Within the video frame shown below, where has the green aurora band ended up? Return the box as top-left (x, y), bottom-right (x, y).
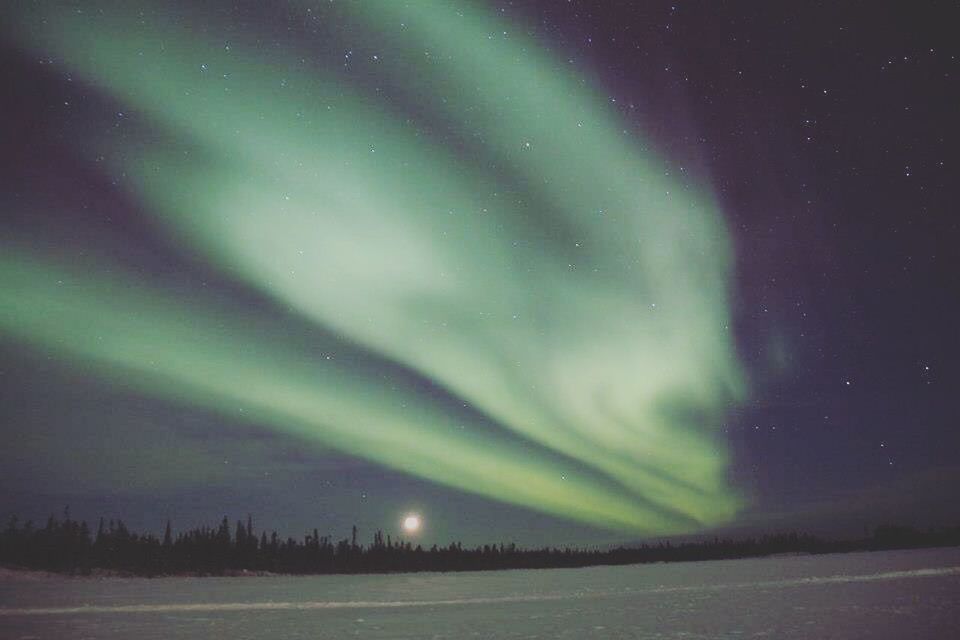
top-left (2, 1), bottom-right (745, 533)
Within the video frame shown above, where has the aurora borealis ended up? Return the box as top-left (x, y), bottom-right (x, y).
top-left (2, 1), bottom-right (957, 544)
top-left (1, 0), bottom-right (741, 534)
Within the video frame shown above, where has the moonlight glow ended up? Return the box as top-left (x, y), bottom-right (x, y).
top-left (403, 515), bottom-right (422, 534)
top-left (0, 1), bottom-right (745, 534)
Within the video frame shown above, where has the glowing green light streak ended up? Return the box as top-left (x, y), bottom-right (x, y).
top-left (0, 249), bottom-right (683, 532)
top-left (3, 0), bottom-right (746, 531)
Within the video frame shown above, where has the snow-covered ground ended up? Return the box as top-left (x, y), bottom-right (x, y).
top-left (1, 547), bottom-right (958, 639)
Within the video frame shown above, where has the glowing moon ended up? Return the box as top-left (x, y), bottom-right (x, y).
top-left (402, 514), bottom-right (422, 533)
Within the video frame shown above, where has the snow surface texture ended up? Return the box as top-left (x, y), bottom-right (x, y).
top-left (1, 548), bottom-right (958, 639)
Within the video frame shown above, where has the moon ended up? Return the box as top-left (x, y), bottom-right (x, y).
top-left (402, 514), bottom-right (422, 533)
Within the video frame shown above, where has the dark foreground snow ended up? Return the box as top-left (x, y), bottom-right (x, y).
top-left (1, 547), bottom-right (958, 639)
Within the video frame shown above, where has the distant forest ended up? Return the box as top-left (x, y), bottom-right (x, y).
top-left (2, 510), bottom-right (959, 577)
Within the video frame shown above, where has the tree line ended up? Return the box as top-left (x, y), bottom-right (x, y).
top-left (1, 509), bottom-right (958, 577)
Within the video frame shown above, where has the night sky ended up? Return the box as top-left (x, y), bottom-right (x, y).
top-left (1, 1), bottom-right (957, 548)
